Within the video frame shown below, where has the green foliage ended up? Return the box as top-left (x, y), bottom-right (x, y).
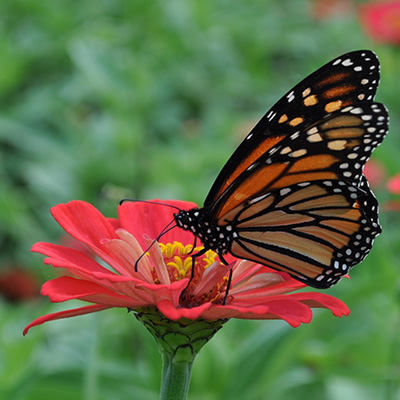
top-left (1, 0), bottom-right (399, 399)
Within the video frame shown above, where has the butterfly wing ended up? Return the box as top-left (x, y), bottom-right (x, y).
top-left (222, 176), bottom-right (380, 288)
top-left (211, 102), bottom-right (388, 219)
top-left (204, 50), bottom-right (384, 218)
top-left (174, 50), bottom-right (388, 288)
top-left (193, 50), bottom-right (388, 287)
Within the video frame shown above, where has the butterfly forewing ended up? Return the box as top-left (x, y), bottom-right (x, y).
top-left (205, 50), bottom-right (382, 215)
top-left (211, 102), bottom-right (388, 218)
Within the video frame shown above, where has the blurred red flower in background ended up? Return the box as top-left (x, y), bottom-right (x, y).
top-left (359, 1), bottom-right (400, 44)
top-left (386, 174), bottom-right (400, 211)
top-left (0, 268), bottom-right (40, 302)
top-left (311, 0), bottom-right (354, 20)
top-left (363, 159), bottom-right (386, 189)
top-left (363, 160), bottom-right (400, 212)
top-left (387, 174), bottom-right (400, 194)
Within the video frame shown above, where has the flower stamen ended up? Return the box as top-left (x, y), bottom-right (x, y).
top-left (157, 241), bottom-right (228, 305)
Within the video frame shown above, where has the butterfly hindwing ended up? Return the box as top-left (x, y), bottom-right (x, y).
top-left (225, 176), bottom-right (380, 288)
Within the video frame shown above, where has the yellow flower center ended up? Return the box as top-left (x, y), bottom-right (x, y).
top-left (158, 241), bottom-right (217, 278)
top-left (157, 241), bottom-right (227, 306)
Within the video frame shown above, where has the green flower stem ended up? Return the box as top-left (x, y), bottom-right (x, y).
top-left (134, 307), bottom-right (228, 400)
top-left (160, 350), bottom-right (193, 400)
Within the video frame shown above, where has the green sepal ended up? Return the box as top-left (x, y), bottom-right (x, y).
top-left (134, 306), bottom-right (228, 362)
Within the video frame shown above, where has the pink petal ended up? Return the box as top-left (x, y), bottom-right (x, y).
top-left (50, 201), bottom-right (133, 272)
top-left (258, 299), bottom-right (313, 326)
top-left (230, 272), bottom-right (286, 296)
top-left (201, 303), bottom-right (272, 319)
top-left (118, 200), bottom-right (197, 248)
top-left (32, 242), bottom-right (116, 278)
top-left (231, 276), bottom-right (305, 299)
top-left (156, 299), bottom-right (213, 320)
top-left (203, 300), bottom-right (313, 326)
top-left (51, 201), bottom-right (118, 248)
top-left (32, 242), bottom-right (147, 299)
top-left (144, 235), bottom-right (171, 285)
top-left (192, 261), bottom-right (232, 296)
top-left (288, 292), bottom-right (350, 317)
top-left (114, 229), bottom-right (154, 281)
top-left (42, 277), bottom-right (142, 307)
top-left (23, 304), bottom-right (110, 335)
top-left (101, 234), bottom-right (154, 282)
top-left (231, 260), bottom-right (264, 285)
top-left (136, 279), bottom-right (188, 308)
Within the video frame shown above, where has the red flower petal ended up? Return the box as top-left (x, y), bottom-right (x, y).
top-left (136, 279), bottom-right (188, 308)
top-left (23, 304), bottom-right (110, 335)
top-left (201, 303), bottom-right (271, 319)
top-left (118, 200), bottom-right (197, 248)
top-left (290, 292), bottom-right (351, 317)
top-left (202, 300), bottom-right (312, 327)
top-left (42, 276), bottom-right (141, 307)
top-left (199, 291), bottom-right (349, 327)
top-left (156, 299), bottom-right (213, 320)
top-left (32, 242), bottom-right (148, 300)
top-left (51, 201), bottom-right (118, 247)
top-left (32, 242), bottom-right (114, 276)
top-left (51, 201), bottom-right (152, 277)
top-left (256, 299), bottom-right (313, 326)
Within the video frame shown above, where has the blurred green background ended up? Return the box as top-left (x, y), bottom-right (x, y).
top-left (1, 0), bottom-right (399, 399)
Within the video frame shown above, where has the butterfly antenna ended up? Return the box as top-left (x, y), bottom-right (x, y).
top-left (119, 198), bottom-right (182, 212)
top-left (134, 219), bottom-right (178, 271)
top-left (118, 199), bottom-right (183, 271)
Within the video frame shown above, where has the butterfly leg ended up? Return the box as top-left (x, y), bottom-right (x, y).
top-left (179, 247), bottom-right (233, 305)
top-left (179, 248), bottom-right (207, 302)
top-left (216, 252), bottom-right (233, 305)
top-left (187, 235), bottom-right (198, 255)
top-left (222, 267), bottom-right (233, 305)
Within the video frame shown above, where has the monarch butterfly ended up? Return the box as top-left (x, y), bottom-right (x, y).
top-left (173, 50), bottom-right (388, 289)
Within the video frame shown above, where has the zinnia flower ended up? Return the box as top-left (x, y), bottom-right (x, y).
top-left (24, 199), bottom-right (351, 399)
top-left (24, 199), bottom-right (349, 335)
top-left (359, 1), bottom-right (400, 45)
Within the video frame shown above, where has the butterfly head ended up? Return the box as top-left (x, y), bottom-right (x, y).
top-left (174, 208), bottom-right (233, 253)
